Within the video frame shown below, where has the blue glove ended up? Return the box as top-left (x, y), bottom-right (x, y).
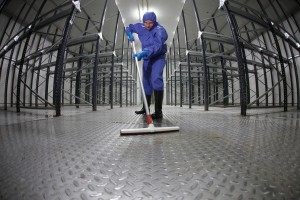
top-left (134, 51), bottom-right (148, 61)
top-left (126, 31), bottom-right (134, 42)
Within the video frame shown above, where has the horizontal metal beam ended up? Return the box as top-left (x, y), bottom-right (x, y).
top-left (16, 34), bottom-right (115, 66)
top-left (67, 33), bottom-right (98, 47)
top-left (172, 69), bottom-right (240, 77)
top-left (32, 51), bottom-right (116, 70)
top-left (187, 32), bottom-right (289, 63)
top-left (179, 60), bottom-right (264, 71)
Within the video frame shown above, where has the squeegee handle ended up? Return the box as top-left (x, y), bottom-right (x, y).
top-left (131, 41), bottom-right (153, 124)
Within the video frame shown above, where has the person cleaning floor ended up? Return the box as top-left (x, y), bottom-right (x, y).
top-left (125, 11), bottom-right (168, 119)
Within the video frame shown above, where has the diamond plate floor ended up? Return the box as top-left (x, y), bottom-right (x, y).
top-left (0, 106), bottom-right (300, 200)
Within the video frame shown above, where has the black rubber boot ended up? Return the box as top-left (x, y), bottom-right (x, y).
top-left (151, 90), bottom-right (163, 119)
top-left (135, 95), bottom-right (151, 114)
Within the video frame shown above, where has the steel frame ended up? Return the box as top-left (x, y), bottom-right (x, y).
top-left (0, 0), bottom-right (137, 116)
top-left (166, 0), bottom-right (300, 115)
top-left (1, 0), bottom-right (299, 116)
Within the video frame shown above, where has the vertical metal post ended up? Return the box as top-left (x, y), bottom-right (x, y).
top-left (35, 35), bottom-right (43, 108)
top-left (253, 64), bottom-right (259, 106)
top-left (197, 72), bottom-right (201, 105)
top-left (268, 0), bottom-right (294, 107)
top-left (212, 17), bottom-right (228, 106)
top-left (243, 23), bottom-right (258, 106)
top-left (53, 1), bottom-right (79, 116)
top-left (102, 41), bottom-right (108, 104)
top-left (261, 55), bottom-right (268, 106)
top-left (29, 61), bottom-right (35, 107)
top-left (195, 41), bottom-right (201, 106)
top-left (93, 0), bottom-right (108, 111)
top-left (46, 28), bottom-right (59, 107)
top-left (170, 76), bottom-right (173, 106)
top-left (187, 52), bottom-right (192, 108)
top-left (246, 12), bottom-right (269, 107)
top-left (275, 59), bottom-right (282, 105)
top-left (110, 11), bottom-right (120, 109)
top-left (25, 2), bottom-right (57, 108)
top-left (75, 17), bottom-right (90, 108)
top-left (4, 49), bottom-right (15, 110)
top-left (11, 47), bottom-right (23, 108)
top-left (194, 39), bottom-right (201, 106)
top-left (229, 61), bottom-right (235, 105)
top-left (261, 33), bottom-right (273, 106)
top-left (120, 27), bottom-right (125, 107)
top-left (86, 44), bottom-right (94, 103)
top-left (240, 43), bottom-right (250, 104)
top-left (17, 0), bottom-right (45, 112)
top-left (93, 38), bottom-right (100, 109)
top-left (62, 49), bottom-right (69, 106)
top-left (70, 61), bottom-right (75, 104)
top-left (181, 10), bottom-right (192, 108)
top-left (222, 1), bottom-right (247, 115)
top-left (257, 0), bottom-right (287, 111)
top-left (171, 38), bottom-right (180, 106)
top-left (282, 44), bottom-right (294, 106)
top-left (264, 0), bottom-right (294, 108)
top-left (202, 38), bottom-right (209, 110)
top-left (290, 47), bottom-right (300, 109)
top-left (126, 39), bottom-right (129, 106)
top-left (166, 53), bottom-right (170, 105)
top-left (179, 64), bottom-right (182, 107)
top-left (130, 43), bottom-right (133, 106)
top-left (172, 38), bottom-right (176, 106)
top-left (176, 27), bottom-right (182, 107)
top-left (275, 0), bottom-right (300, 109)
top-left (270, 65), bottom-right (275, 106)
top-left (220, 45), bottom-right (229, 106)
top-left (193, 0), bottom-right (209, 110)
top-left (23, 60), bottom-right (30, 106)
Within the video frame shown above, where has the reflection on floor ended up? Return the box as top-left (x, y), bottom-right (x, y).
top-left (0, 106), bottom-right (299, 200)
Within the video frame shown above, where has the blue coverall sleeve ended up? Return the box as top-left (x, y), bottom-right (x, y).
top-left (125, 24), bottom-right (139, 34)
top-left (143, 26), bottom-right (168, 58)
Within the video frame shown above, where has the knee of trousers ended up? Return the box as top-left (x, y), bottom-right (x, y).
top-left (143, 83), bottom-right (153, 95)
top-left (152, 76), bottom-right (164, 91)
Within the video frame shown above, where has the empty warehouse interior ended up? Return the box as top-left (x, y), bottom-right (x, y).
top-left (0, 0), bottom-right (300, 199)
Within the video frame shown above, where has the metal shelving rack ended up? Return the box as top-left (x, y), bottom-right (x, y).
top-left (0, 0), bottom-right (299, 116)
top-left (166, 0), bottom-right (300, 115)
top-left (0, 0), bottom-right (137, 116)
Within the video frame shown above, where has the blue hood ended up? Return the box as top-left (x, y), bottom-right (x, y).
top-left (142, 12), bottom-right (157, 23)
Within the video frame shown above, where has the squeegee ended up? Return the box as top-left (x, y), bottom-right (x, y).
top-left (120, 41), bottom-right (180, 136)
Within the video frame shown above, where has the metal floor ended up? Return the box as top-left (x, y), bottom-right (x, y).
top-left (0, 106), bottom-right (299, 200)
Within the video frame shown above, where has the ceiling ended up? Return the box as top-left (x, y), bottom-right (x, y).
top-left (1, 0), bottom-right (300, 56)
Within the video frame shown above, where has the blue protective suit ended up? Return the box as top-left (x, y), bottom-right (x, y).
top-left (126, 12), bottom-right (168, 95)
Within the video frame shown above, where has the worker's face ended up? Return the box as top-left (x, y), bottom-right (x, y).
top-left (144, 20), bottom-right (154, 30)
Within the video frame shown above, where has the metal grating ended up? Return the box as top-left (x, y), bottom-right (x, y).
top-left (0, 106), bottom-right (299, 199)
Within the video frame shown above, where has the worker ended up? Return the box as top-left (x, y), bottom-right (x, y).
top-left (125, 11), bottom-right (168, 119)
